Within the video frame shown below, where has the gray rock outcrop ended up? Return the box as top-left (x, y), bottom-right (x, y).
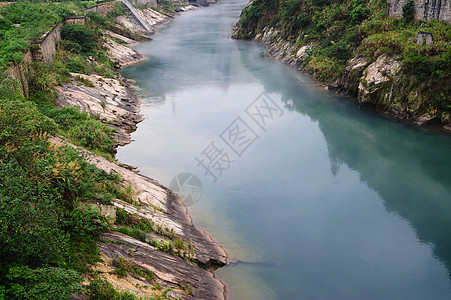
top-left (386, 0), bottom-right (451, 23)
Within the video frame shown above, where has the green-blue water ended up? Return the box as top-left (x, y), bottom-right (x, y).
top-left (118, 1), bottom-right (451, 298)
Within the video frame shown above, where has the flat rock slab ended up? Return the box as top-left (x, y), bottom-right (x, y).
top-left (99, 232), bottom-right (226, 299)
top-left (55, 73), bottom-right (144, 146)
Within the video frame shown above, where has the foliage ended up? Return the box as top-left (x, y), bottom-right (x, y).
top-left (114, 227), bottom-right (147, 242)
top-left (235, 0), bottom-right (276, 39)
top-left (29, 96), bottom-right (116, 158)
top-left (87, 277), bottom-right (141, 300)
top-left (5, 266), bottom-right (82, 300)
top-left (304, 55), bottom-right (344, 82)
top-left (152, 240), bottom-right (172, 253)
top-left (116, 209), bottom-right (154, 232)
top-left (349, 0), bottom-right (369, 24)
top-left (177, 282), bottom-right (193, 296)
top-left (154, 0), bottom-right (187, 14)
top-left (61, 24), bottom-right (97, 54)
top-left (402, 0), bottom-right (415, 22)
top-left (0, 93), bottom-right (132, 298)
top-left (112, 257), bottom-right (133, 279)
top-left (0, 1), bottom-right (88, 68)
top-left (402, 51), bottom-right (451, 80)
top-left (0, 2), bottom-right (163, 299)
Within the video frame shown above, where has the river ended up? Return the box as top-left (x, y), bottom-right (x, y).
top-left (117, 0), bottom-right (451, 299)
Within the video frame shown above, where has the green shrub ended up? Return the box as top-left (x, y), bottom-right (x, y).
top-left (402, 51), bottom-right (451, 80)
top-left (402, 0), bottom-right (415, 22)
top-left (116, 209), bottom-right (154, 232)
top-left (0, 76), bottom-right (25, 103)
top-left (305, 55), bottom-right (343, 82)
top-left (115, 227), bottom-right (147, 242)
top-left (87, 11), bottom-right (110, 29)
top-left (402, 52), bottom-right (431, 76)
top-left (87, 277), bottom-right (141, 300)
top-left (0, 94), bottom-right (132, 297)
top-left (60, 40), bottom-right (82, 54)
top-left (349, 0), bottom-right (369, 24)
top-left (235, 0), bottom-right (276, 38)
top-left (6, 266), bottom-right (82, 300)
top-left (61, 24), bottom-right (97, 54)
top-left (67, 118), bottom-right (116, 155)
top-left (0, 1), bottom-right (89, 67)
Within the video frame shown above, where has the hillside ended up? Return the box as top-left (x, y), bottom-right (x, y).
top-left (232, 0), bottom-right (451, 130)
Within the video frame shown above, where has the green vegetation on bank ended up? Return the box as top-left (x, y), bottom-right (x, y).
top-left (234, 0), bottom-right (450, 119)
top-left (0, 94), bottom-right (120, 298)
top-left (0, 1), bottom-right (97, 70)
top-left (0, 1), bottom-right (167, 299)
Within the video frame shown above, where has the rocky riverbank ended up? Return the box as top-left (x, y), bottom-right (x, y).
top-left (232, 0), bottom-right (451, 132)
top-left (50, 136), bottom-right (227, 299)
top-left (54, 4), bottom-right (228, 299)
top-left (236, 27), bottom-right (451, 132)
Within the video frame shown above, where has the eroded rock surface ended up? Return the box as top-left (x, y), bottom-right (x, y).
top-left (104, 34), bottom-right (145, 67)
top-left (98, 232), bottom-right (226, 299)
top-left (55, 73), bottom-right (144, 146)
top-left (50, 136), bottom-right (228, 298)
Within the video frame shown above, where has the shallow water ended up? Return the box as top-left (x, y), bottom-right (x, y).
top-left (118, 1), bottom-right (451, 299)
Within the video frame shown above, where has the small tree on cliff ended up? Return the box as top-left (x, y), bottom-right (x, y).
top-left (402, 0), bottom-right (415, 22)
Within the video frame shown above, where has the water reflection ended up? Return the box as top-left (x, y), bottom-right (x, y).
top-left (236, 38), bottom-right (451, 278)
top-left (118, 0), bottom-right (451, 298)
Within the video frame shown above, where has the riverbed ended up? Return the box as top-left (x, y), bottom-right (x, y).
top-left (117, 0), bottom-right (451, 298)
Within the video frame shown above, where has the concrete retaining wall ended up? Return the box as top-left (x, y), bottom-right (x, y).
top-left (30, 23), bottom-right (62, 65)
top-left (86, 1), bottom-right (118, 16)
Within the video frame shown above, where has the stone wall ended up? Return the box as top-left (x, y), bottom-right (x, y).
top-left (30, 23), bottom-right (62, 65)
top-left (86, 1), bottom-right (117, 16)
top-left (191, 0), bottom-right (217, 6)
top-left (130, 0), bottom-right (158, 7)
top-left (65, 16), bottom-right (87, 26)
top-left (386, 0), bottom-right (451, 23)
top-left (5, 51), bottom-right (32, 99)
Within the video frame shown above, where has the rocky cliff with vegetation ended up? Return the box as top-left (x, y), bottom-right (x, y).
top-left (232, 0), bottom-right (451, 131)
top-left (0, 1), bottom-right (226, 299)
top-left (386, 0), bottom-right (451, 23)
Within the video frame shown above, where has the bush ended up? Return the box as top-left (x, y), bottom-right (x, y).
top-left (402, 51), bottom-right (451, 80)
top-left (402, 0), bottom-right (415, 22)
top-left (6, 266), bottom-right (82, 300)
top-left (402, 52), bottom-right (431, 76)
top-left (305, 55), bottom-right (343, 82)
top-left (0, 1), bottom-right (89, 67)
top-left (87, 277), bottom-right (140, 300)
top-left (60, 40), bottom-right (82, 54)
top-left (61, 24), bottom-right (97, 54)
top-left (349, 0), bottom-right (369, 24)
top-left (115, 227), bottom-right (147, 242)
top-left (86, 11), bottom-right (110, 29)
top-left (68, 118), bottom-right (116, 155)
top-left (40, 106), bottom-right (116, 157)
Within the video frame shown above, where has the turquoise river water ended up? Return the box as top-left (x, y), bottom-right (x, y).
top-left (118, 1), bottom-right (451, 299)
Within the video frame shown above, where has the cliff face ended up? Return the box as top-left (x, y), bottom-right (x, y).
top-left (386, 0), bottom-right (451, 23)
